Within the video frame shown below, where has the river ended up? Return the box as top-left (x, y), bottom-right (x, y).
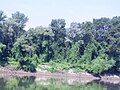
top-left (0, 76), bottom-right (119, 90)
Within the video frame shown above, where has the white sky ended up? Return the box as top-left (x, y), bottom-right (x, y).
top-left (1, 0), bottom-right (120, 30)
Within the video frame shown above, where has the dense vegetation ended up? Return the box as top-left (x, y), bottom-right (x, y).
top-left (0, 10), bottom-right (120, 74)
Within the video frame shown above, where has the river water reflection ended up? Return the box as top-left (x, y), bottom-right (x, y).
top-left (0, 76), bottom-right (119, 90)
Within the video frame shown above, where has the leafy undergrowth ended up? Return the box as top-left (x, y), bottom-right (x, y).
top-left (37, 61), bottom-right (86, 74)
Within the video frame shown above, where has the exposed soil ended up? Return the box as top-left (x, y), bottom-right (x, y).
top-left (0, 66), bottom-right (120, 84)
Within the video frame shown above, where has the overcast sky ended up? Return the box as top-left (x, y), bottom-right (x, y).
top-left (1, 0), bottom-right (120, 30)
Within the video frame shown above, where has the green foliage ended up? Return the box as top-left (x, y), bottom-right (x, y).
top-left (91, 57), bottom-right (115, 74)
top-left (49, 61), bottom-right (70, 70)
top-left (0, 43), bottom-right (7, 65)
top-left (0, 10), bottom-right (119, 74)
top-left (0, 43), bottom-right (6, 53)
top-left (66, 42), bottom-right (80, 64)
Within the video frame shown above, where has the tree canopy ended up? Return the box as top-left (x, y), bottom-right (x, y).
top-left (0, 10), bottom-right (119, 74)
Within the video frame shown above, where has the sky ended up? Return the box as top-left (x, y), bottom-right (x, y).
top-left (1, 0), bottom-right (120, 30)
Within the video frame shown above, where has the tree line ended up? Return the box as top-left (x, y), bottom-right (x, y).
top-left (0, 10), bottom-right (120, 74)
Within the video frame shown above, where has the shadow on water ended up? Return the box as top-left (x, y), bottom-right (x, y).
top-left (0, 76), bottom-right (119, 90)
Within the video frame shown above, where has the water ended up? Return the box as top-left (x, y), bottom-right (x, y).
top-left (0, 76), bottom-right (119, 90)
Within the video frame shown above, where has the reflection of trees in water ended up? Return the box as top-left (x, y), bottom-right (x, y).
top-left (99, 81), bottom-right (120, 90)
top-left (5, 76), bottom-right (36, 90)
top-left (0, 77), bottom-right (119, 90)
top-left (18, 76), bottom-right (36, 86)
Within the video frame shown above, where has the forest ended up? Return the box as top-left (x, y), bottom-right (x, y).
top-left (0, 10), bottom-right (120, 74)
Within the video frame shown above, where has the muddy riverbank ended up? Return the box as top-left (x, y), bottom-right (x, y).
top-left (0, 66), bottom-right (119, 84)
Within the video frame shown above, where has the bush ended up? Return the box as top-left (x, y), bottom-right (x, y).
top-left (90, 57), bottom-right (115, 74)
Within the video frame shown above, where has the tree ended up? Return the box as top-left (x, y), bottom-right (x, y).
top-left (50, 19), bottom-right (67, 62)
top-left (0, 10), bottom-right (120, 73)
top-left (0, 43), bottom-right (6, 65)
top-left (0, 10), bottom-right (6, 21)
top-left (67, 22), bottom-right (82, 42)
top-left (50, 19), bottom-right (66, 42)
top-left (11, 11), bottom-right (28, 29)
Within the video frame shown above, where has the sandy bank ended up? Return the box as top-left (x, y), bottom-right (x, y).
top-left (0, 67), bottom-right (119, 84)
